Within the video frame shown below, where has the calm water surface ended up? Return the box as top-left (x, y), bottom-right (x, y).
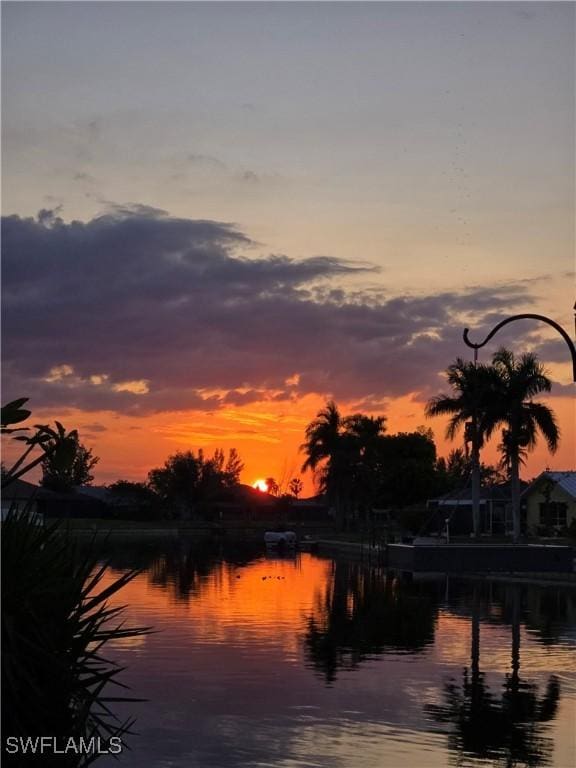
top-left (96, 540), bottom-right (576, 768)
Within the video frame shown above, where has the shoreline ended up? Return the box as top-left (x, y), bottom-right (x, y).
top-left (42, 522), bottom-right (576, 585)
top-left (315, 539), bottom-right (576, 587)
top-left (63, 524), bottom-right (576, 588)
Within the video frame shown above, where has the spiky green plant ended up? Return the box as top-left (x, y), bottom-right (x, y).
top-left (2, 509), bottom-right (150, 766)
top-left (1, 398), bottom-right (84, 490)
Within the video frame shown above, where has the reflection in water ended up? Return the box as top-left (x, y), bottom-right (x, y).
top-left (85, 536), bottom-right (263, 601)
top-left (304, 562), bottom-right (440, 683)
top-left (147, 540), bottom-right (262, 602)
top-left (94, 539), bottom-right (575, 768)
top-left (428, 584), bottom-right (561, 767)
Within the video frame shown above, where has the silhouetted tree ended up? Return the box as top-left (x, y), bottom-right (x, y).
top-left (212, 447), bottom-right (244, 488)
top-left (489, 348), bottom-right (559, 542)
top-left (302, 403), bottom-right (447, 527)
top-left (426, 359), bottom-right (501, 537)
top-left (288, 477), bottom-right (303, 498)
top-left (40, 423), bottom-right (99, 492)
top-left (147, 448), bottom-right (244, 519)
top-left (435, 448), bottom-right (506, 495)
top-left (107, 480), bottom-right (162, 520)
top-left (265, 477), bottom-right (280, 496)
top-left (375, 430), bottom-right (437, 509)
top-left (343, 413), bottom-right (387, 520)
top-left (301, 401), bottom-right (351, 527)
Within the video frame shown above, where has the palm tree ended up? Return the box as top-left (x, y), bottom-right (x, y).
top-left (301, 401), bottom-right (350, 528)
top-left (301, 401), bottom-right (342, 471)
top-left (265, 477), bottom-right (279, 496)
top-left (343, 414), bottom-right (387, 446)
top-left (342, 414), bottom-right (387, 522)
top-left (489, 348), bottom-right (560, 543)
top-left (426, 359), bottom-right (501, 537)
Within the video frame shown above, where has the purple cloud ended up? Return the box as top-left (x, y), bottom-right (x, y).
top-left (2, 208), bottom-right (551, 415)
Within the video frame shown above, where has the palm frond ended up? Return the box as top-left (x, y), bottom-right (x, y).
top-left (525, 402), bottom-right (560, 453)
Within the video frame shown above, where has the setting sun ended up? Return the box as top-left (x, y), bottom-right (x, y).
top-left (252, 479), bottom-right (268, 492)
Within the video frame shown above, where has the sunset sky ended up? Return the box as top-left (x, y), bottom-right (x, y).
top-left (2, 2), bottom-right (574, 491)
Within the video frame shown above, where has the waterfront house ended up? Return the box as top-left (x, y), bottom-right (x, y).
top-left (1, 479), bottom-right (52, 522)
top-left (426, 481), bottom-right (528, 537)
top-left (2, 480), bottom-right (110, 520)
top-left (209, 486), bottom-right (330, 524)
top-left (209, 483), bottom-right (278, 521)
top-left (289, 496), bottom-right (331, 522)
top-left (521, 471), bottom-right (576, 535)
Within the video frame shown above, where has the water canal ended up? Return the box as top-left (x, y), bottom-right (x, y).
top-left (97, 539), bottom-right (576, 768)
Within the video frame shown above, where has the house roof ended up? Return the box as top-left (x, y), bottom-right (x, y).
top-left (75, 485), bottom-right (112, 502)
top-left (429, 480), bottom-right (528, 506)
top-left (291, 496), bottom-right (327, 508)
top-left (2, 480), bottom-right (110, 504)
top-left (211, 484), bottom-right (277, 505)
top-left (522, 471), bottom-right (576, 501)
top-left (1, 478), bottom-right (56, 499)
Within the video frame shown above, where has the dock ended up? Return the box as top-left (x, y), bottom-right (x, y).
top-left (387, 542), bottom-right (574, 573)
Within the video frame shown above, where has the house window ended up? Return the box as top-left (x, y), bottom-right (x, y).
top-left (538, 502), bottom-right (568, 528)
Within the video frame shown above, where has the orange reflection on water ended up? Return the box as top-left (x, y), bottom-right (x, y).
top-left (93, 550), bottom-right (576, 768)
top-left (433, 608), bottom-right (576, 677)
top-left (103, 553), bottom-right (333, 651)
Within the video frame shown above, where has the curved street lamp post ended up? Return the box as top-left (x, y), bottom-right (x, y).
top-left (462, 307), bottom-right (576, 543)
top-left (463, 310), bottom-right (576, 382)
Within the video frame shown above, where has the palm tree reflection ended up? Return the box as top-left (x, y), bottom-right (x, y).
top-left (428, 583), bottom-right (560, 767)
top-left (304, 561), bottom-right (439, 683)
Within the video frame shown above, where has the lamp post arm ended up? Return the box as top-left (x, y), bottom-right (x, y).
top-left (463, 313), bottom-right (576, 383)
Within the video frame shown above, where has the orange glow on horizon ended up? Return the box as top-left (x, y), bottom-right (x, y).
top-left (2, 389), bottom-right (573, 496)
top-left (252, 479), bottom-right (268, 492)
